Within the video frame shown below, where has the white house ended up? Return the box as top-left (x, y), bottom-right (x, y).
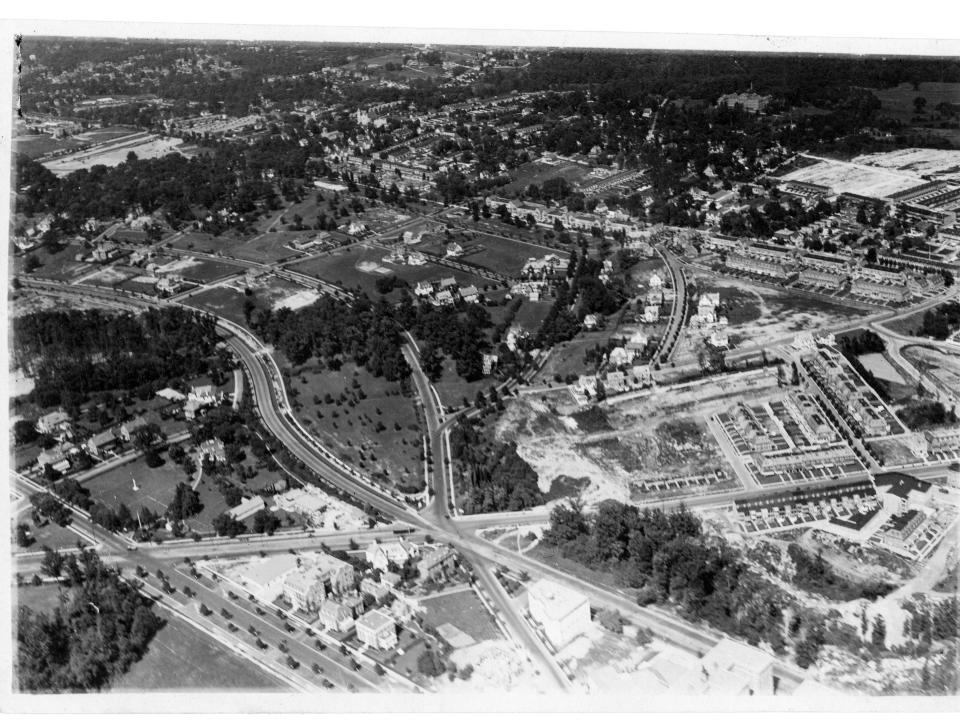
top-left (527, 579), bottom-right (591, 649)
top-left (356, 609), bottom-right (398, 650)
top-left (229, 495), bottom-right (265, 522)
top-left (365, 540), bottom-right (420, 572)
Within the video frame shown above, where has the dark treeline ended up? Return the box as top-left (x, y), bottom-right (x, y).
top-left (17, 548), bottom-right (164, 692)
top-left (449, 417), bottom-right (543, 513)
top-left (15, 149), bottom-right (280, 229)
top-left (918, 302), bottom-right (960, 340)
top-left (13, 307), bottom-right (222, 408)
top-left (543, 500), bottom-right (795, 654)
top-left (521, 52), bottom-right (960, 106)
top-left (247, 294), bottom-right (409, 381)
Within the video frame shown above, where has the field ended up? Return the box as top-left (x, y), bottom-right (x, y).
top-left (84, 457), bottom-right (183, 519)
top-left (288, 244), bottom-right (480, 299)
top-left (511, 299), bottom-right (553, 334)
top-left (287, 359), bottom-right (424, 490)
top-left (18, 244), bottom-right (92, 282)
top-left (432, 356), bottom-right (498, 410)
top-left (111, 607), bottom-right (285, 691)
top-left (418, 230), bottom-right (564, 278)
top-left (16, 583), bottom-right (69, 616)
top-left (420, 588), bottom-right (502, 644)
top-left (859, 353), bottom-right (907, 384)
top-left (12, 133), bottom-right (85, 159)
top-left (42, 134), bottom-right (184, 176)
top-left (183, 275), bottom-right (307, 325)
top-left (500, 159), bottom-right (593, 195)
top-left (14, 506), bottom-right (91, 553)
top-left (779, 157), bottom-right (923, 199)
top-left (870, 82), bottom-right (960, 123)
top-left (156, 256), bottom-right (241, 284)
top-left (74, 125), bottom-right (142, 143)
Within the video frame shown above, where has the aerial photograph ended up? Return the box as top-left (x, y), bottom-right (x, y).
top-left (4, 15), bottom-right (960, 710)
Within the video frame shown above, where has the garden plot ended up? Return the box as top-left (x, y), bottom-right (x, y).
top-left (442, 639), bottom-right (555, 693)
top-left (858, 353), bottom-right (907, 384)
top-left (272, 288), bottom-right (321, 311)
top-left (779, 158), bottom-right (923, 199)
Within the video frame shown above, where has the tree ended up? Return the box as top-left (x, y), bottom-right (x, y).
top-left (417, 649), bottom-right (445, 677)
top-left (167, 482), bottom-right (202, 521)
top-left (914, 96), bottom-right (927, 114)
top-left (15, 524), bottom-right (32, 548)
top-left (40, 546), bottom-right (63, 578)
top-left (871, 614), bottom-right (887, 651)
top-left (252, 509), bottom-right (281, 536)
top-left (212, 513), bottom-right (246, 538)
top-left (13, 420), bottom-right (39, 446)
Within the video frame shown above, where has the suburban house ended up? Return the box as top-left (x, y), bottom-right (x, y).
top-left (417, 546), bottom-right (456, 581)
top-left (119, 415), bottom-right (150, 443)
top-left (365, 539), bottom-right (421, 572)
top-left (36, 446), bottom-right (72, 474)
top-left (319, 600), bottom-right (355, 633)
top-left (85, 428), bottom-right (119, 459)
top-left (356, 609), bottom-right (398, 651)
top-left (35, 410), bottom-right (73, 438)
top-left (360, 577), bottom-right (393, 603)
top-left (199, 438), bottom-right (227, 463)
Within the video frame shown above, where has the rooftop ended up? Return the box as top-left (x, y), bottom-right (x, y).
top-left (527, 579), bottom-right (589, 621)
top-left (874, 472), bottom-right (931, 500)
top-left (357, 608), bottom-right (395, 632)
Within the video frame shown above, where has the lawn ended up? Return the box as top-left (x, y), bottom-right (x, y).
top-left (287, 359), bottom-right (425, 490)
top-left (418, 230), bottom-right (560, 278)
top-left (500, 159), bottom-right (593, 195)
top-left (18, 245), bottom-right (91, 282)
top-left (288, 244), bottom-right (481, 300)
top-left (420, 588), bottom-right (502, 643)
top-left (12, 133), bottom-right (85, 159)
top-left (171, 232), bottom-right (232, 255)
top-left (85, 457), bottom-right (184, 519)
top-left (16, 583), bottom-right (69, 615)
top-left (870, 82), bottom-right (960, 124)
top-left (111, 607), bottom-right (286, 691)
top-left (174, 258), bottom-right (242, 284)
top-left (15, 509), bottom-right (90, 553)
top-left (432, 356), bottom-right (498, 410)
top-left (232, 231), bottom-right (313, 263)
top-left (512, 299), bottom-right (553, 335)
top-left (182, 286), bottom-right (250, 326)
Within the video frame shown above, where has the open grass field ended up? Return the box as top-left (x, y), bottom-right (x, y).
top-left (287, 359), bottom-right (424, 490)
top-left (420, 230), bottom-right (563, 278)
top-left (170, 232), bottom-right (232, 255)
top-left (234, 231), bottom-right (315, 263)
top-left (74, 125), bottom-right (142, 143)
top-left (500, 159), bottom-right (593, 195)
top-left (84, 457), bottom-right (182, 518)
top-left (420, 588), bottom-right (502, 643)
top-left (181, 286), bottom-right (249, 326)
top-left (15, 508), bottom-right (91, 553)
top-left (111, 607), bottom-right (286, 691)
top-left (288, 244), bottom-right (479, 299)
top-left (870, 82), bottom-right (960, 124)
top-left (80, 265), bottom-right (142, 290)
top-left (432, 356), bottom-right (497, 410)
top-left (18, 245), bottom-right (91, 282)
top-left (12, 133), bottom-right (85, 159)
top-left (166, 257), bottom-right (242, 284)
top-left (16, 583), bottom-right (69, 615)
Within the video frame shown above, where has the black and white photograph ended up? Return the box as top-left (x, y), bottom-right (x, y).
top-left (2, 5), bottom-right (958, 714)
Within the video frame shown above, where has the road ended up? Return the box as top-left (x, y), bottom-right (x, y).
top-left (17, 275), bottom-right (839, 692)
